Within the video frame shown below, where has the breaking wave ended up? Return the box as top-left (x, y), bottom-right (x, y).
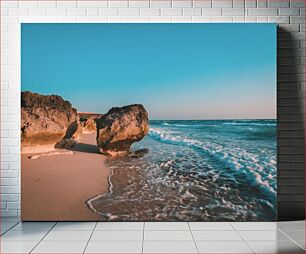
top-left (148, 127), bottom-right (276, 201)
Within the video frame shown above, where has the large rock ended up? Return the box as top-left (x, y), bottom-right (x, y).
top-left (96, 104), bottom-right (149, 156)
top-left (21, 91), bottom-right (81, 149)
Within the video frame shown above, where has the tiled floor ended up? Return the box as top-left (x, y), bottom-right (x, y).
top-left (0, 218), bottom-right (304, 253)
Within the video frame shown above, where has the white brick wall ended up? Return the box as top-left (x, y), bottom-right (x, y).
top-left (0, 0), bottom-right (305, 218)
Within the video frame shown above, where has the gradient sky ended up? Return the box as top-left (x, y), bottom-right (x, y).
top-left (21, 23), bottom-right (276, 120)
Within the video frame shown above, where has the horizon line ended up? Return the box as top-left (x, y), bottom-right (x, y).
top-left (149, 119), bottom-right (276, 121)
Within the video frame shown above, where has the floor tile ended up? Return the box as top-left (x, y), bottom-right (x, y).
top-left (85, 241), bottom-right (143, 253)
top-left (1, 228), bottom-right (8, 235)
top-left (231, 222), bottom-right (276, 231)
top-left (197, 241), bottom-right (254, 253)
top-left (12, 222), bottom-right (55, 231)
top-left (1, 221), bottom-right (20, 229)
top-left (1, 221), bottom-right (20, 234)
top-left (143, 241), bottom-right (198, 253)
top-left (276, 221), bottom-right (305, 231)
top-left (249, 240), bottom-right (304, 253)
top-left (239, 230), bottom-right (290, 241)
top-left (0, 241), bottom-right (37, 253)
top-left (1, 218), bottom-right (20, 224)
top-left (282, 230), bottom-right (305, 249)
top-left (189, 222), bottom-right (234, 231)
top-left (95, 222), bottom-right (143, 231)
top-left (0, 230), bottom-right (48, 242)
top-left (32, 241), bottom-right (87, 253)
top-left (42, 230), bottom-right (92, 242)
top-left (145, 222), bottom-right (189, 231)
top-left (90, 230), bottom-right (143, 241)
top-left (192, 230), bottom-right (243, 241)
top-left (144, 230), bottom-right (193, 241)
top-left (52, 222), bottom-right (96, 231)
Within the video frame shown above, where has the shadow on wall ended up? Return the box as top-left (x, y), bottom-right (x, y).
top-left (277, 27), bottom-right (305, 221)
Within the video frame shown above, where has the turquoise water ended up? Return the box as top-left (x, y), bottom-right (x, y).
top-left (88, 120), bottom-right (276, 221)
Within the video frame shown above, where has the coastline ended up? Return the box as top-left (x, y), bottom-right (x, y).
top-left (86, 158), bottom-right (114, 218)
top-left (21, 133), bottom-right (109, 221)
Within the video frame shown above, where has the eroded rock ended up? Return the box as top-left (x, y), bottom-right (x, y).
top-left (21, 91), bottom-right (81, 150)
top-left (96, 104), bottom-right (149, 156)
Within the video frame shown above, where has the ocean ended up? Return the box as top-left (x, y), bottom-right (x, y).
top-left (88, 119), bottom-right (277, 221)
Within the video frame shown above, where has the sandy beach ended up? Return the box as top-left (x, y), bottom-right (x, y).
top-left (21, 133), bottom-right (108, 221)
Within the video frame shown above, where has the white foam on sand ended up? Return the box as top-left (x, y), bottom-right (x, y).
top-left (21, 144), bottom-right (56, 154)
top-left (28, 150), bottom-right (74, 160)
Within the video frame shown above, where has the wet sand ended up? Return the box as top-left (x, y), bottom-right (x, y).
top-left (21, 133), bottom-right (108, 221)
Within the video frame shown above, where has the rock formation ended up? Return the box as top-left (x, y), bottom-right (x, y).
top-left (21, 91), bottom-right (81, 150)
top-left (127, 148), bottom-right (149, 158)
top-left (78, 113), bottom-right (102, 134)
top-left (96, 104), bottom-right (149, 156)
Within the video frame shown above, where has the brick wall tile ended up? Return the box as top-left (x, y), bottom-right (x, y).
top-left (290, 16), bottom-right (305, 24)
top-left (86, 8), bottom-right (99, 16)
top-left (108, 1), bottom-right (129, 8)
top-left (1, 1), bottom-right (19, 8)
top-left (99, 8), bottom-right (118, 16)
top-left (67, 8), bottom-right (86, 16)
top-left (172, 1), bottom-right (192, 8)
top-left (268, 0), bottom-right (290, 8)
top-left (140, 8), bottom-right (160, 16)
top-left (118, 8), bottom-right (140, 16)
top-left (211, 16), bottom-right (233, 22)
top-left (202, 8), bottom-right (222, 15)
top-left (193, 0), bottom-right (212, 8)
top-left (212, 0), bottom-right (233, 8)
top-left (129, 0), bottom-right (149, 8)
top-left (290, 0), bottom-right (305, 8)
top-left (161, 8), bottom-right (183, 16)
top-left (257, 0), bottom-right (267, 8)
top-left (268, 16), bottom-right (290, 23)
top-left (29, 8), bottom-right (47, 16)
top-left (245, 0), bottom-right (256, 8)
top-left (57, 1), bottom-right (77, 8)
top-left (279, 8), bottom-right (300, 15)
top-left (77, 1), bottom-right (107, 8)
top-left (8, 8), bottom-right (29, 16)
top-left (47, 8), bottom-right (67, 16)
top-left (222, 8), bottom-right (245, 15)
top-left (172, 16), bottom-right (193, 22)
top-left (247, 8), bottom-right (278, 16)
top-left (38, 1), bottom-right (56, 8)
top-left (150, 0), bottom-right (172, 8)
top-left (183, 8), bottom-right (202, 16)
top-left (233, 0), bottom-right (244, 7)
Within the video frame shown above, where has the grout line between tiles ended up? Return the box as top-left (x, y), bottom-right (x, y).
top-left (187, 222), bottom-right (200, 254)
top-left (83, 222), bottom-right (97, 254)
top-left (269, 221), bottom-right (277, 229)
top-left (29, 222), bottom-right (57, 254)
top-left (230, 222), bottom-right (256, 254)
top-left (142, 222), bottom-right (145, 254)
top-left (0, 221), bottom-right (20, 236)
top-left (276, 227), bottom-right (305, 251)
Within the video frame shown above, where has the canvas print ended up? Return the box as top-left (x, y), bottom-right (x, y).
top-left (21, 24), bottom-right (276, 221)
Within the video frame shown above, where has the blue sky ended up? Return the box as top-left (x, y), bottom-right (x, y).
top-left (21, 23), bottom-right (276, 120)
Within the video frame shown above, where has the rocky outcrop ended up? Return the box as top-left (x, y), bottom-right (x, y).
top-left (54, 138), bottom-right (78, 150)
top-left (79, 113), bottom-right (103, 122)
top-left (21, 91), bottom-right (81, 150)
top-left (96, 104), bottom-right (149, 156)
top-left (127, 148), bottom-right (149, 158)
top-left (78, 113), bottom-right (102, 134)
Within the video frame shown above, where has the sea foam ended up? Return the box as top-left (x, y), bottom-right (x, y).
top-left (148, 127), bottom-right (276, 200)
